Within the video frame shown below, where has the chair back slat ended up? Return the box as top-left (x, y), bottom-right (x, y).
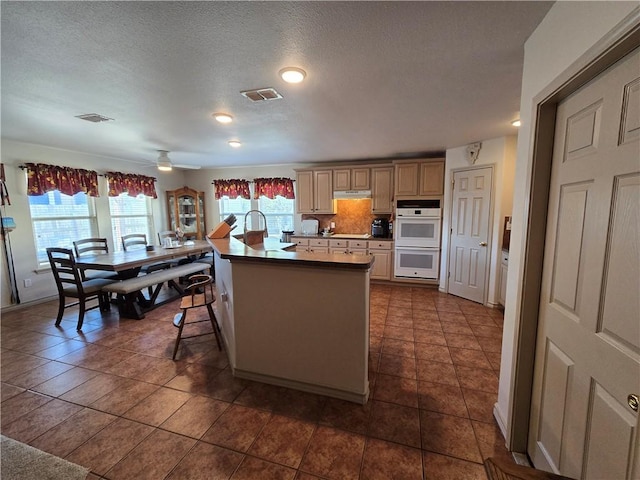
top-left (121, 233), bottom-right (148, 251)
top-left (73, 237), bottom-right (109, 257)
top-left (46, 247), bottom-right (86, 294)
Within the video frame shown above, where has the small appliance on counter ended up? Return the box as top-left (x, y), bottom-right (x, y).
top-left (371, 218), bottom-right (390, 238)
top-left (301, 219), bottom-right (319, 236)
top-left (281, 230), bottom-right (294, 242)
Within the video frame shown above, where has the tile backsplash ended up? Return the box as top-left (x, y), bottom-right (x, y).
top-left (301, 199), bottom-right (390, 235)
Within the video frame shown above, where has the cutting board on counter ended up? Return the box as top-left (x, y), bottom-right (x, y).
top-left (301, 219), bottom-right (319, 236)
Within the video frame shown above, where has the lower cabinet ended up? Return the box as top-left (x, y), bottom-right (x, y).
top-left (294, 237), bottom-right (394, 281)
top-left (368, 241), bottom-right (393, 280)
top-left (294, 238), bottom-right (329, 254)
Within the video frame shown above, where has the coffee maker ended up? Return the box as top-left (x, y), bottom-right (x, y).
top-left (371, 218), bottom-right (390, 238)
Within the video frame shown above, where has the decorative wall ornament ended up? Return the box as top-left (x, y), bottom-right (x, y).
top-left (466, 142), bottom-right (482, 164)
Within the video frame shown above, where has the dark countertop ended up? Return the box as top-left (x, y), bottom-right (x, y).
top-left (208, 236), bottom-right (374, 270)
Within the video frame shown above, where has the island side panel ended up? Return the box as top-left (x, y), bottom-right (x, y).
top-left (213, 253), bottom-right (236, 367)
top-left (231, 261), bottom-right (370, 403)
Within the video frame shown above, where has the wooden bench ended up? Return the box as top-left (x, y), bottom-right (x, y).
top-left (103, 262), bottom-right (210, 319)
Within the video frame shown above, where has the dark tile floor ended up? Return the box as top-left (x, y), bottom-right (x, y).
top-left (1, 283), bottom-right (515, 479)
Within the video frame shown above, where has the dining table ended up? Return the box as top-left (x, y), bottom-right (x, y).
top-left (74, 239), bottom-right (213, 277)
top-left (74, 240), bottom-right (213, 319)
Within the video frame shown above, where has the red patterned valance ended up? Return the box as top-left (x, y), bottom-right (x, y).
top-left (253, 177), bottom-right (295, 200)
top-left (105, 172), bottom-right (157, 198)
top-left (25, 163), bottom-right (99, 197)
top-left (213, 179), bottom-right (250, 200)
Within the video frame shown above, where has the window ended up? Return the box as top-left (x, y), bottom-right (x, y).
top-left (219, 194), bottom-right (294, 238)
top-left (218, 196), bottom-right (251, 233)
top-left (109, 194), bottom-right (154, 251)
top-left (29, 191), bottom-right (98, 266)
top-left (258, 196), bottom-right (294, 238)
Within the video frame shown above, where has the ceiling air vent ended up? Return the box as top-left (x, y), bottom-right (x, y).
top-left (75, 113), bottom-right (113, 123)
top-left (240, 88), bottom-right (283, 102)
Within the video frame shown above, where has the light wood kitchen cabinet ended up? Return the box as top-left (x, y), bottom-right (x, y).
top-left (296, 170), bottom-right (335, 214)
top-left (395, 162), bottom-right (419, 197)
top-left (394, 159), bottom-right (445, 198)
top-left (166, 186), bottom-right (206, 239)
top-left (419, 162), bottom-right (445, 196)
top-left (333, 168), bottom-right (370, 191)
top-left (371, 166), bottom-right (394, 214)
top-left (368, 240), bottom-right (393, 280)
top-left (499, 250), bottom-right (509, 307)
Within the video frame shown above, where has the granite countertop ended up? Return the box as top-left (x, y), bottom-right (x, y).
top-left (208, 236), bottom-right (374, 269)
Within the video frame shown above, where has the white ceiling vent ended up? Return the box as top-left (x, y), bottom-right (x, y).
top-left (240, 88), bottom-right (283, 102)
top-left (75, 113), bottom-right (113, 123)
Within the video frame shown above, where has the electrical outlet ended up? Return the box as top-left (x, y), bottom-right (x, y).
top-left (23, 278), bottom-right (32, 288)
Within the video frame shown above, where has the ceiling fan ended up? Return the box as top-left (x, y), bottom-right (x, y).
top-left (156, 150), bottom-right (201, 171)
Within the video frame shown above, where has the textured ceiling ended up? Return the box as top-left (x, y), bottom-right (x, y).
top-left (1, 1), bottom-right (553, 170)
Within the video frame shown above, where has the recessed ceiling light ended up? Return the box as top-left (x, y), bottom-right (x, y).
top-left (511, 119), bottom-right (521, 127)
top-left (279, 67), bottom-right (306, 84)
top-left (228, 140), bottom-right (242, 148)
top-left (213, 113), bottom-right (233, 124)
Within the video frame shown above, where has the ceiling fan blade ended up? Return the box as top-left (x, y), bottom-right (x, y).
top-left (173, 164), bottom-right (201, 170)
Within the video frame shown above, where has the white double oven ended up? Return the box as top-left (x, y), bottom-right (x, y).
top-left (394, 199), bottom-right (441, 280)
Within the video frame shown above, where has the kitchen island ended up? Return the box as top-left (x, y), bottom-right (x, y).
top-left (209, 235), bottom-right (373, 404)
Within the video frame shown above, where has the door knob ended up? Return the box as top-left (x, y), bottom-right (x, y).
top-left (479, 242), bottom-right (487, 247)
top-left (629, 394), bottom-right (639, 412)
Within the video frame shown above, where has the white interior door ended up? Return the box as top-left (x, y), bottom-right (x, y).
top-left (528, 47), bottom-right (640, 479)
top-left (448, 167), bottom-right (492, 304)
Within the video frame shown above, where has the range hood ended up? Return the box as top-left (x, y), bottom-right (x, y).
top-left (333, 190), bottom-right (372, 199)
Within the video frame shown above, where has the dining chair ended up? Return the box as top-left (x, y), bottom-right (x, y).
top-left (157, 230), bottom-right (177, 247)
top-left (46, 247), bottom-right (115, 330)
top-left (72, 237), bottom-right (119, 281)
top-left (172, 274), bottom-right (222, 360)
top-left (121, 233), bottom-right (148, 251)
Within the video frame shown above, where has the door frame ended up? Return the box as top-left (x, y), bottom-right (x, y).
top-left (445, 163), bottom-right (495, 305)
top-left (509, 12), bottom-right (640, 453)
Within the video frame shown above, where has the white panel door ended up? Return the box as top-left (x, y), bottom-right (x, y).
top-left (448, 167), bottom-right (492, 304)
top-left (529, 48), bottom-right (640, 479)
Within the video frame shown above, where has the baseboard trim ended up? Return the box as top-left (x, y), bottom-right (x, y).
top-left (233, 368), bottom-right (370, 405)
top-left (493, 402), bottom-right (508, 445)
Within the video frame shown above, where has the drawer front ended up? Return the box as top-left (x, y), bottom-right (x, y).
top-left (308, 247), bottom-right (329, 254)
top-left (295, 238), bottom-right (310, 246)
top-left (329, 239), bottom-right (348, 248)
top-left (348, 240), bottom-right (368, 249)
top-left (329, 247), bottom-right (349, 254)
top-left (310, 239), bottom-right (329, 247)
top-left (368, 241), bottom-right (392, 250)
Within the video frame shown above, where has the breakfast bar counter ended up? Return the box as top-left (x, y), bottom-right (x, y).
top-left (209, 236), bottom-right (373, 404)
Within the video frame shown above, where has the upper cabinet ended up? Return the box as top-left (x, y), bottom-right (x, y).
top-left (371, 166), bottom-right (394, 214)
top-left (394, 159), bottom-right (445, 198)
top-left (333, 167), bottom-right (370, 191)
top-left (419, 162), bottom-right (445, 196)
top-left (166, 186), bottom-right (206, 239)
top-left (395, 163), bottom-right (419, 196)
top-left (296, 170), bottom-right (335, 214)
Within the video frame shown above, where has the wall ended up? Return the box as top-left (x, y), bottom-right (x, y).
top-left (440, 136), bottom-right (517, 306)
top-left (496, 1), bottom-right (639, 447)
top-left (0, 140), bottom-right (186, 308)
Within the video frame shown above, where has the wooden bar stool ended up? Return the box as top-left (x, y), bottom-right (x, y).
top-left (172, 274), bottom-right (222, 360)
